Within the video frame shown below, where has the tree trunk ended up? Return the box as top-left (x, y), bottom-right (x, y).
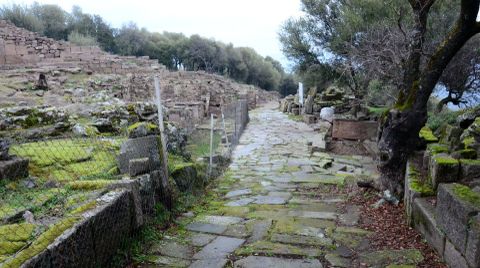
top-left (378, 109), bottom-right (426, 197)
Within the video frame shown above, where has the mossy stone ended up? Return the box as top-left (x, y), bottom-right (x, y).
top-left (452, 184), bottom-right (480, 208)
top-left (0, 223), bottom-right (35, 242)
top-left (419, 126), bottom-right (438, 143)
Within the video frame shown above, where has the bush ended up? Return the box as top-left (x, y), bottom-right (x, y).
top-left (426, 109), bottom-right (459, 131)
top-left (68, 31), bottom-right (97, 46)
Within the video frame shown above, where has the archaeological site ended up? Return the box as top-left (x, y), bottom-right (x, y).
top-left (1, 1), bottom-right (480, 268)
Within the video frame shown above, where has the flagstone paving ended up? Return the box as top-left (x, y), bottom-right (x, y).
top-left (141, 103), bottom-right (425, 267)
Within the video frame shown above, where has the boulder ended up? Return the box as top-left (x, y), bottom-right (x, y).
top-left (457, 108), bottom-right (480, 129)
top-left (322, 86), bottom-right (344, 101)
top-left (0, 139), bottom-right (10, 160)
top-left (117, 135), bottom-right (162, 174)
top-left (92, 118), bottom-right (115, 133)
top-left (0, 156), bottom-right (29, 181)
top-left (320, 107), bottom-right (334, 123)
top-left (127, 122), bottom-right (159, 138)
top-left (429, 154), bottom-right (460, 189)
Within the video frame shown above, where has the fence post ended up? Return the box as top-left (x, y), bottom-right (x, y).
top-left (208, 114), bottom-right (214, 178)
top-left (220, 106), bottom-right (229, 148)
top-left (154, 76), bottom-right (170, 186)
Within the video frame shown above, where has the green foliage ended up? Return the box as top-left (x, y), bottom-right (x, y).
top-left (426, 109), bottom-right (459, 131)
top-left (68, 31), bottom-right (97, 46)
top-left (185, 129), bottom-right (221, 160)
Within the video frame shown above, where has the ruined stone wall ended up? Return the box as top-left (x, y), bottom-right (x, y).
top-left (0, 20), bottom-right (162, 74)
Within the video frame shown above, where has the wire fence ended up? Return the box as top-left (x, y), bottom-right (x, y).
top-left (0, 97), bottom-right (250, 267)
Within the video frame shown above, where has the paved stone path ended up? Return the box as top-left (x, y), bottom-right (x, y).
top-left (142, 103), bottom-right (425, 268)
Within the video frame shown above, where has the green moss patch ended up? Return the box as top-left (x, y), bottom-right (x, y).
top-left (66, 180), bottom-right (114, 190)
top-left (419, 126), bottom-right (438, 143)
top-left (408, 166), bottom-right (434, 196)
top-left (453, 184), bottom-right (480, 207)
top-left (69, 200), bottom-right (97, 215)
top-left (1, 217), bottom-right (79, 267)
top-left (427, 144), bottom-right (448, 155)
top-left (0, 223), bottom-right (35, 242)
top-left (0, 241), bottom-right (26, 255)
top-left (433, 156), bottom-right (459, 166)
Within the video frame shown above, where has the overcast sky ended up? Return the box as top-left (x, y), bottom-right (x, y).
top-left (3, 0), bottom-right (302, 68)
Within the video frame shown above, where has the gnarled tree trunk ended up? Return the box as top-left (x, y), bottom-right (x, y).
top-left (378, 0), bottom-right (480, 197)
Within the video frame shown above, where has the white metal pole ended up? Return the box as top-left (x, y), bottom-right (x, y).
top-left (154, 76), bottom-right (169, 180)
top-left (208, 114), bottom-right (214, 178)
top-left (221, 106), bottom-right (229, 146)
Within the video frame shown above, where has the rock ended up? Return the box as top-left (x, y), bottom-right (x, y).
top-left (72, 123), bottom-right (98, 137)
top-left (444, 239), bottom-right (469, 268)
top-left (192, 236), bottom-right (244, 259)
top-left (117, 135), bottom-right (162, 174)
top-left (247, 219), bottom-right (272, 243)
top-left (0, 139), bottom-right (10, 160)
top-left (0, 156), bottom-right (29, 181)
top-left (190, 259), bottom-right (228, 268)
top-left (128, 157), bottom-right (151, 177)
top-left (127, 122), bottom-right (159, 138)
top-left (202, 215), bottom-right (244, 225)
top-left (460, 159), bottom-right (480, 181)
top-left (412, 198), bottom-right (445, 255)
top-left (186, 222), bottom-right (227, 235)
top-left (466, 214), bottom-right (480, 268)
top-left (457, 108), bottom-right (480, 129)
top-left (170, 163), bottom-right (200, 192)
top-left (436, 183), bottom-right (480, 253)
top-left (429, 154), bottom-right (460, 189)
top-left (320, 107), bottom-right (334, 123)
top-left (150, 240), bottom-right (194, 259)
top-left (234, 256), bottom-right (322, 268)
top-left (304, 95), bottom-right (314, 114)
top-left (22, 178), bottom-right (37, 189)
top-left (225, 189), bottom-right (252, 199)
top-left (92, 118), bottom-right (115, 133)
top-left (322, 86), bottom-right (344, 101)
top-left (190, 233), bottom-right (216, 247)
top-left (23, 210), bottom-right (35, 224)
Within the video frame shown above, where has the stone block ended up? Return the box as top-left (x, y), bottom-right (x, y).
top-left (138, 173), bottom-right (157, 215)
top-left (87, 190), bottom-right (134, 266)
top-left (303, 114), bottom-right (315, 124)
top-left (412, 198), bottom-right (445, 255)
top-left (460, 159), bottom-right (480, 182)
top-left (47, 218), bottom-right (96, 268)
top-left (117, 135), bottom-right (162, 174)
top-left (444, 239), bottom-right (469, 268)
top-left (436, 183), bottom-right (480, 254)
top-left (0, 157), bottom-right (29, 181)
top-left (21, 249), bottom-right (52, 268)
top-left (429, 154), bottom-right (460, 189)
top-left (129, 157), bottom-right (151, 176)
top-left (466, 214), bottom-right (480, 267)
top-left (332, 119), bottom-right (377, 141)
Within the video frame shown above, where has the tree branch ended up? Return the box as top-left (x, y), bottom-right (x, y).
top-left (414, 0), bottom-right (480, 109)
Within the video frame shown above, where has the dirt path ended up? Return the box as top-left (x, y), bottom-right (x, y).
top-left (141, 103), bottom-right (428, 268)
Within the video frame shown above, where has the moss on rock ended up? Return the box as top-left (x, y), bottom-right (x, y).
top-left (66, 180), bottom-right (114, 190)
top-left (0, 223), bottom-right (35, 242)
top-left (1, 217), bottom-right (79, 268)
top-left (419, 126), bottom-right (438, 143)
top-left (453, 183), bottom-right (480, 207)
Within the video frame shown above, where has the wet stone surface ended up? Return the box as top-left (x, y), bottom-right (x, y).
top-left (141, 103), bottom-right (423, 268)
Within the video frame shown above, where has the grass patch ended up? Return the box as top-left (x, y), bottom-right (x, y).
top-left (185, 129), bottom-right (222, 159)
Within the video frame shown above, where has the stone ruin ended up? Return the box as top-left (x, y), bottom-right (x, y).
top-left (280, 85), bottom-right (379, 156)
top-left (0, 139), bottom-right (29, 181)
top-left (405, 107), bottom-right (480, 268)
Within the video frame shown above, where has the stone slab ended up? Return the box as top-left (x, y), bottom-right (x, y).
top-left (234, 256), bottom-right (322, 268)
top-left (203, 215), bottom-right (244, 225)
top-left (412, 198), bottom-right (445, 255)
top-left (288, 210), bottom-right (337, 220)
top-left (226, 198), bottom-right (255, 207)
top-left (189, 233), bottom-right (217, 247)
top-left (189, 258), bottom-right (228, 268)
top-left (436, 183), bottom-right (479, 253)
top-left (271, 233), bottom-right (332, 246)
top-left (332, 119), bottom-right (377, 141)
top-left (247, 219), bottom-right (272, 243)
top-left (193, 236), bottom-right (245, 259)
top-left (252, 195), bottom-right (288, 205)
top-left (186, 222), bottom-right (227, 235)
top-left (444, 239), bottom-right (469, 268)
top-left (0, 157), bottom-right (29, 180)
top-left (225, 189), bottom-right (252, 198)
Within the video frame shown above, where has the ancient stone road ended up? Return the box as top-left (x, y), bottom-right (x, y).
top-left (144, 103), bottom-right (425, 267)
